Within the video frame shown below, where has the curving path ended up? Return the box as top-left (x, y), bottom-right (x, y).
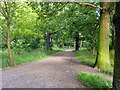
top-left (2, 50), bottom-right (112, 88)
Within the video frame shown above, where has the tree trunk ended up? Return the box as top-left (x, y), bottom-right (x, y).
top-left (111, 25), bottom-right (115, 50)
top-left (92, 37), bottom-right (95, 55)
top-left (63, 42), bottom-right (64, 48)
top-left (113, 2), bottom-right (120, 89)
top-left (75, 33), bottom-right (79, 51)
top-left (46, 32), bottom-right (50, 52)
top-left (15, 37), bottom-right (17, 54)
top-left (74, 40), bottom-right (76, 48)
top-left (7, 19), bottom-right (15, 66)
top-left (69, 43), bottom-right (71, 48)
top-left (80, 40), bottom-right (82, 48)
top-left (92, 43), bottom-right (95, 55)
top-left (94, 2), bottom-right (111, 69)
top-left (50, 36), bottom-right (53, 50)
top-left (57, 42), bottom-right (59, 47)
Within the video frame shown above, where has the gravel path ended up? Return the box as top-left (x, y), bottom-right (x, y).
top-left (2, 50), bottom-right (112, 88)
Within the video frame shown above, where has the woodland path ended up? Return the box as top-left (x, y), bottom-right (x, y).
top-left (2, 50), bottom-right (112, 88)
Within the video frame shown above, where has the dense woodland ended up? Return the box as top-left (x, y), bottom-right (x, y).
top-left (0, 1), bottom-right (120, 89)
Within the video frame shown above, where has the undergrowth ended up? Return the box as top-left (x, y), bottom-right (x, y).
top-left (1, 48), bottom-right (61, 68)
top-left (77, 72), bottom-right (112, 88)
top-left (74, 48), bottom-right (114, 76)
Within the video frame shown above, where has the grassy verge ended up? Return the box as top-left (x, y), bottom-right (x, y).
top-left (74, 48), bottom-right (114, 76)
top-left (1, 48), bottom-right (61, 68)
top-left (74, 48), bottom-right (96, 66)
top-left (77, 72), bottom-right (112, 88)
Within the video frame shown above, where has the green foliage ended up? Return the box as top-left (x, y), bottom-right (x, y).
top-left (1, 48), bottom-right (61, 68)
top-left (77, 72), bottom-right (112, 88)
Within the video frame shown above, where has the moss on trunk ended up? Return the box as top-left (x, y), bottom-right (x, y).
top-left (94, 2), bottom-right (111, 69)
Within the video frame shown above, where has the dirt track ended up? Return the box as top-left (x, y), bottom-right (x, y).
top-left (2, 50), bottom-right (112, 88)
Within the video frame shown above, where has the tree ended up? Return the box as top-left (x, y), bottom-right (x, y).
top-left (113, 1), bottom-right (120, 89)
top-left (94, 2), bottom-right (111, 69)
top-left (0, 1), bottom-right (15, 66)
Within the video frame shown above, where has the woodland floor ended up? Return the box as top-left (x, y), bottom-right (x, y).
top-left (2, 50), bottom-right (112, 88)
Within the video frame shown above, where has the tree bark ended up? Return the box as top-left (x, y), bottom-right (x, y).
top-left (92, 37), bottom-right (95, 55)
top-left (15, 37), bottom-right (17, 54)
top-left (7, 18), bottom-right (15, 66)
top-left (113, 2), bottom-right (120, 89)
top-left (50, 36), bottom-right (53, 50)
top-left (69, 43), bottom-right (71, 48)
top-left (75, 32), bottom-right (79, 51)
top-left (94, 2), bottom-right (111, 69)
top-left (74, 40), bottom-right (76, 48)
top-left (92, 42), bottom-right (95, 55)
top-left (80, 40), bottom-right (82, 48)
top-left (63, 42), bottom-right (64, 48)
top-left (46, 32), bottom-right (50, 52)
top-left (57, 42), bottom-right (59, 47)
top-left (111, 25), bottom-right (115, 50)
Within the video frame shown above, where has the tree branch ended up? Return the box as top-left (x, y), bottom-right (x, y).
top-left (57, 2), bottom-right (69, 11)
top-left (2, 29), bottom-right (8, 34)
top-left (0, 33), bottom-right (7, 41)
top-left (4, 0), bottom-right (9, 16)
top-left (11, 2), bottom-right (16, 36)
top-left (0, 2), bottom-right (7, 17)
top-left (76, 2), bottom-right (102, 10)
top-left (68, 0), bottom-right (102, 10)
top-left (51, 2), bottom-right (69, 15)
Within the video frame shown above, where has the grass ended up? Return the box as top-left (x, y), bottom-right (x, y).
top-left (74, 48), bottom-right (96, 66)
top-left (77, 72), bottom-right (112, 88)
top-left (74, 48), bottom-right (114, 76)
top-left (1, 48), bottom-right (62, 68)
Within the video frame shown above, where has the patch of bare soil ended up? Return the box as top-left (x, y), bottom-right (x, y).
top-left (2, 50), bottom-right (112, 88)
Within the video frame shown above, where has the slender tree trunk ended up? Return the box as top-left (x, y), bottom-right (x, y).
top-left (75, 33), bottom-right (79, 51)
top-left (113, 2), bottom-right (120, 89)
top-left (111, 25), bottom-right (115, 50)
top-left (69, 43), bottom-right (71, 48)
top-left (7, 19), bottom-right (15, 66)
top-left (92, 37), bottom-right (95, 55)
top-left (94, 2), bottom-right (111, 69)
top-left (92, 42), bottom-right (95, 55)
top-left (80, 40), bottom-right (82, 48)
top-left (15, 37), bottom-right (17, 54)
top-left (74, 40), bottom-right (76, 49)
top-left (57, 42), bottom-right (58, 47)
top-left (50, 37), bottom-right (53, 50)
top-left (63, 42), bottom-right (64, 48)
top-left (46, 32), bottom-right (50, 52)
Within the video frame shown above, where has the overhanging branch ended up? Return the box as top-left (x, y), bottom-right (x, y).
top-left (0, 33), bottom-right (7, 41)
top-left (51, 2), bottom-right (69, 15)
top-left (69, 0), bottom-right (102, 10)
top-left (57, 2), bottom-right (69, 11)
top-left (76, 2), bottom-right (102, 10)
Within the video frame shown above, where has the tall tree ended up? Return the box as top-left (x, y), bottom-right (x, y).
top-left (94, 2), bottom-right (111, 69)
top-left (75, 32), bottom-right (79, 51)
top-left (113, 1), bottom-right (120, 89)
top-left (0, 1), bottom-right (15, 66)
